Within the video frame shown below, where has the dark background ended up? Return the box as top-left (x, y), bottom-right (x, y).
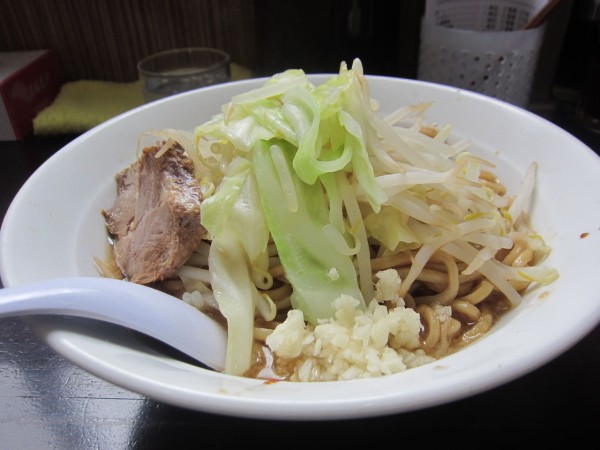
top-left (1, 0), bottom-right (596, 103)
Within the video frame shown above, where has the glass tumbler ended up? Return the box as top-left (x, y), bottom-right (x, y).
top-left (137, 47), bottom-right (231, 103)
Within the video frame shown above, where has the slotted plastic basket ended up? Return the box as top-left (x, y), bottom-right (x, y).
top-left (417, 1), bottom-right (546, 107)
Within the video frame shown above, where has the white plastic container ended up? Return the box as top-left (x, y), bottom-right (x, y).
top-left (417, 1), bottom-right (547, 107)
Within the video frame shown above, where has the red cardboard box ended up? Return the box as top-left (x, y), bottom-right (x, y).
top-left (0, 50), bottom-right (63, 141)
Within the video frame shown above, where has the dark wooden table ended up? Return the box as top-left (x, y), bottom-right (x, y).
top-left (1, 103), bottom-right (599, 447)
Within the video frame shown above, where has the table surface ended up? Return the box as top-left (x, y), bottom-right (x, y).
top-left (1, 101), bottom-right (599, 447)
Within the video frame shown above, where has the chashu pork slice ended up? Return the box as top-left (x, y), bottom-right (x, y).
top-left (103, 142), bottom-right (205, 284)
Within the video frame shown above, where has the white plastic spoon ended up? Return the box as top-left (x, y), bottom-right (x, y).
top-left (0, 276), bottom-right (227, 371)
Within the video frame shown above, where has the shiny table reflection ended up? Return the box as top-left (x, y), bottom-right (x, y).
top-left (2, 108), bottom-right (599, 446)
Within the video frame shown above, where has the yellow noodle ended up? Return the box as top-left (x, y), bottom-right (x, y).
top-left (273, 297), bottom-right (292, 310)
top-left (510, 279), bottom-right (532, 292)
top-left (479, 170), bottom-right (507, 195)
top-left (265, 283), bottom-right (293, 302)
top-left (502, 240), bottom-right (528, 266)
top-left (512, 248), bottom-right (534, 267)
top-left (403, 292), bottom-right (417, 309)
top-left (436, 317), bottom-right (462, 356)
top-left (458, 305), bottom-right (494, 346)
top-left (417, 304), bottom-right (441, 350)
top-left (451, 299), bottom-right (481, 323)
top-left (458, 280), bottom-right (494, 305)
top-left (371, 251), bottom-right (413, 271)
top-left (269, 264), bottom-right (286, 278)
top-left (396, 267), bottom-right (441, 284)
top-left (413, 252), bottom-right (459, 305)
top-left (456, 281), bottom-right (476, 297)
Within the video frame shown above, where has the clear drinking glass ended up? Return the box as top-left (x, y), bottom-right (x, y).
top-left (137, 47), bottom-right (231, 103)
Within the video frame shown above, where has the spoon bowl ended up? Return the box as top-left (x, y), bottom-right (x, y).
top-left (0, 277), bottom-right (227, 371)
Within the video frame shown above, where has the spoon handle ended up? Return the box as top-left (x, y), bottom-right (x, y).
top-left (0, 277), bottom-right (227, 371)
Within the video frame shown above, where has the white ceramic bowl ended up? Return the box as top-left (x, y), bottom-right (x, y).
top-left (2, 75), bottom-right (599, 420)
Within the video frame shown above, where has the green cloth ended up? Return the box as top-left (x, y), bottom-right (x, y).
top-left (33, 63), bottom-right (255, 135)
top-left (33, 80), bottom-right (144, 135)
